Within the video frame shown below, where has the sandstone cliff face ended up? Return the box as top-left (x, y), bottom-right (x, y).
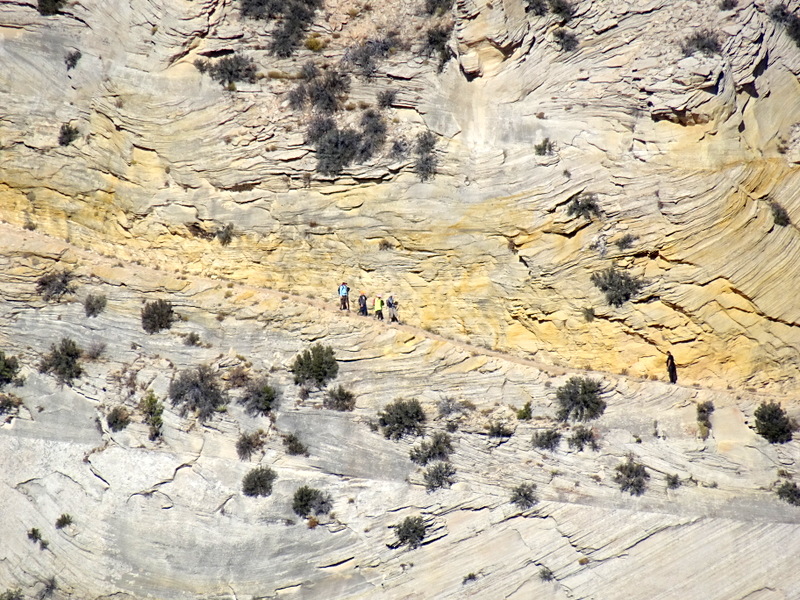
top-left (1, 0), bottom-right (799, 390)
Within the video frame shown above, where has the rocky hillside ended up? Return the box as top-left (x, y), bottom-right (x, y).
top-left (1, 0), bottom-right (800, 597)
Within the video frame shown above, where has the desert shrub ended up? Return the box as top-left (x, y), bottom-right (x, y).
top-left (0, 589), bottom-right (23, 600)
top-left (682, 29), bottom-right (722, 56)
top-left (770, 201), bottom-right (791, 227)
top-left (84, 294), bottom-right (107, 317)
top-left (590, 267), bottom-right (644, 307)
top-left (534, 138), bottom-right (554, 155)
top-left (217, 223), bottom-right (234, 246)
top-left (754, 402), bottom-right (793, 444)
top-left (567, 193), bottom-right (600, 220)
top-left (358, 109), bottom-right (387, 161)
top-left (140, 390), bottom-right (164, 440)
top-left (424, 461), bottom-right (455, 491)
top-left (556, 376), bottom-right (605, 421)
top-left (0, 393), bottom-right (23, 415)
top-left (777, 481), bottom-right (800, 506)
top-left (58, 123), bottom-right (79, 146)
top-left (236, 431), bottom-right (264, 460)
top-left (27, 528), bottom-right (42, 542)
top-left (239, 376), bottom-right (279, 416)
top-left (65, 50), bottom-right (81, 70)
top-left (462, 573), bottom-right (477, 584)
top-left (425, 0), bottom-right (451, 15)
top-left (169, 365), bottom-right (227, 422)
top-left (304, 35), bottom-right (326, 52)
top-left (390, 138), bottom-right (409, 158)
top-left (696, 401), bottom-right (714, 438)
top-left (525, 0), bottom-right (547, 15)
top-left (379, 398), bottom-right (426, 439)
top-left (414, 130), bottom-right (438, 181)
top-left (204, 54), bottom-right (257, 87)
top-left (306, 115), bottom-right (336, 143)
top-left (377, 89), bottom-right (397, 108)
top-left (39, 338), bottom-right (83, 384)
top-left (719, 0), bottom-right (737, 9)
top-left (40, 577), bottom-right (57, 597)
top-left (107, 406), bottom-right (130, 432)
top-left (395, 515), bottom-right (426, 548)
top-left (424, 24), bottom-right (453, 69)
top-left (227, 365), bottom-right (251, 388)
top-left (239, 0), bottom-right (322, 57)
top-left (36, 270), bottom-right (75, 301)
top-left (378, 239), bottom-right (393, 251)
top-left (55, 514), bottom-right (72, 529)
top-left (282, 432), bottom-right (308, 455)
top-left (37, 0), bottom-right (64, 14)
top-left (532, 428), bottom-right (561, 450)
top-left (770, 4), bottom-right (800, 47)
top-left (437, 397), bottom-right (473, 417)
top-left (553, 28), bottom-right (578, 51)
top-left (294, 68), bottom-right (351, 113)
top-left (410, 432), bottom-right (453, 465)
top-left (84, 341), bottom-right (106, 361)
top-left (516, 401), bottom-right (532, 420)
top-left (292, 485), bottom-right (332, 517)
top-left (614, 456), bottom-right (649, 496)
top-left (343, 37), bottom-right (394, 78)
top-left (314, 126), bottom-right (362, 175)
top-left (0, 352), bottom-right (20, 388)
top-left (324, 385), bottom-right (356, 411)
top-left (141, 299), bottom-right (174, 333)
top-left (510, 482), bottom-right (538, 509)
top-left (666, 474), bottom-right (681, 489)
top-left (291, 344), bottom-right (338, 387)
top-left (549, 0), bottom-right (574, 21)
top-left (488, 421), bottom-right (514, 438)
top-left (568, 425), bottom-right (598, 451)
top-left (539, 567), bottom-right (554, 581)
top-left (615, 234), bottom-right (637, 250)
top-left (184, 332), bottom-right (201, 347)
top-left (242, 466), bottom-right (276, 497)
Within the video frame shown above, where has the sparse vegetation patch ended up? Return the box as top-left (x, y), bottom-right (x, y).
top-left (84, 294), bottom-right (107, 317)
top-left (242, 466), bottom-right (276, 497)
top-left (590, 267), bottom-right (644, 307)
top-left (292, 344), bottom-right (338, 388)
top-left (379, 398), bottom-right (426, 439)
top-left (239, 0), bottom-right (322, 57)
top-left (770, 201), bottom-right (791, 227)
top-left (682, 29), bottom-right (722, 56)
top-left (239, 376), bottom-right (279, 416)
top-left (36, 270), bottom-right (75, 301)
top-left (423, 461), bottom-right (456, 491)
top-left (292, 485), bottom-right (332, 517)
top-left (0, 352), bottom-right (20, 388)
top-left (532, 428), bottom-right (561, 450)
top-left (777, 481), bottom-right (800, 506)
top-left (107, 406), bottom-right (130, 432)
top-left (410, 432), bottom-right (453, 465)
top-left (395, 515), bottom-right (426, 548)
top-left (754, 402), bottom-right (793, 444)
top-left (568, 425), bottom-right (598, 451)
top-left (39, 338), bottom-right (83, 384)
top-left (614, 456), bottom-right (649, 496)
top-left (141, 299), bottom-right (174, 334)
top-left (237, 431), bottom-right (265, 460)
top-left (169, 365), bottom-right (227, 422)
top-left (510, 482), bottom-right (538, 509)
top-left (567, 193), bottom-right (600, 220)
top-left (556, 376), bottom-right (605, 421)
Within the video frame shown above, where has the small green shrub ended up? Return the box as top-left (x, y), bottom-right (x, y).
top-left (410, 432), bottom-right (452, 465)
top-left (754, 402), bottom-right (793, 444)
top-left (516, 401), bottom-right (532, 420)
top-left (242, 466), bottom-right (276, 497)
top-left (27, 528), bottom-right (42, 542)
top-left (55, 514), bottom-right (73, 529)
top-left (462, 573), bottom-right (477, 584)
top-left (666, 474), bottom-right (681, 489)
top-left (324, 385), bottom-right (356, 411)
top-left (291, 344), bottom-right (338, 387)
top-left (567, 193), bottom-right (600, 220)
top-left (65, 50), bottom-right (81, 70)
top-left (140, 390), bottom-right (164, 440)
top-left (395, 516), bottom-right (426, 548)
top-left (36, 270), bottom-right (75, 301)
top-left (696, 401), bottom-right (714, 438)
top-left (292, 485), bottom-right (332, 517)
top-left (719, 0), bottom-right (737, 9)
top-left (615, 234), bottom-right (637, 250)
top-left (84, 294), bottom-right (107, 317)
top-left (240, 0), bottom-right (322, 57)
top-left (510, 482), bottom-right (538, 509)
top-left (549, 0), bottom-right (574, 21)
top-left (770, 4), bottom-right (800, 48)
top-left (488, 421), bottom-right (514, 438)
top-left (437, 397), bottom-right (474, 417)
top-left (425, 0), bottom-right (451, 15)
top-left (236, 431), bottom-right (264, 460)
top-left (539, 566), bottom-right (554, 581)
top-left (184, 332), bottom-right (201, 347)
top-left (379, 398), bottom-right (426, 439)
top-left (282, 432), bottom-right (308, 456)
top-left (414, 130), bottom-right (438, 181)
top-left (682, 29), bottom-right (721, 56)
top-left (525, 0), bottom-right (547, 15)
top-left (239, 376), bottom-right (279, 416)
top-left (0, 352), bottom-right (21, 388)
top-left (39, 338), bottom-right (83, 384)
top-left (556, 376), bottom-right (605, 421)
top-left (568, 425), bottom-right (598, 451)
top-left (141, 299), bottom-right (174, 334)
top-left (614, 456), bottom-right (649, 496)
top-left (313, 125), bottom-right (362, 175)
top-left (58, 123), bottom-right (79, 146)
top-left (770, 201), bottom-right (791, 227)
top-left (553, 28), bottom-right (578, 51)
top-left (0, 393), bottom-right (23, 415)
top-left (777, 481), bottom-right (800, 506)
top-left (0, 588), bottom-right (23, 600)
top-left (37, 0), bottom-right (64, 14)
top-left (217, 223), bottom-right (234, 246)
top-left (423, 461), bottom-right (456, 491)
top-left (532, 429), bottom-right (561, 450)
top-left (198, 54), bottom-right (257, 87)
top-left (377, 89), bottom-right (397, 108)
top-left (107, 406), bottom-right (130, 432)
top-left (590, 267), bottom-right (644, 307)
top-left (424, 24), bottom-right (453, 70)
top-left (84, 340), bottom-right (105, 361)
top-left (169, 365), bottom-right (228, 422)
top-left (534, 138), bottom-right (554, 155)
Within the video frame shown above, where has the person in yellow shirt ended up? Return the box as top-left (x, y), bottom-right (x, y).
top-left (374, 294), bottom-right (384, 321)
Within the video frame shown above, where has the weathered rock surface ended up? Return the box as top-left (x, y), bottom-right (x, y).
top-left (0, 225), bottom-right (798, 599)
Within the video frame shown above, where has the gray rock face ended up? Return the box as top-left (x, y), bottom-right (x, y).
top-left (0, 225), bottom-right (798, 599)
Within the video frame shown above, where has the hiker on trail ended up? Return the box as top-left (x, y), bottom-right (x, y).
top-left (338, 282), bottom-right (350, 311)
top-left (374, 294), bottom-right (384, 321)
top-left (666, 351), bottom-right (678, 384)
top-left (358, 291), bottom-right (368, 316)
top-left (387, 295), bottom-right (399, 323)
